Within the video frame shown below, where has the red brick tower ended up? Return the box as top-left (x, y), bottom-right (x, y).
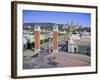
top-left (34, 25), bottom-right (40, 53)
top-left (53, 24), bottom-right (58, 52)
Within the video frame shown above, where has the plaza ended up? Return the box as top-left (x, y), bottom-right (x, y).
top-left (23, 50), bottom-right (90, 69)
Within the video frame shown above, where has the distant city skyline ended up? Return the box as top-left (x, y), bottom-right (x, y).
top-left (23, 10), bottom-right (91, 27)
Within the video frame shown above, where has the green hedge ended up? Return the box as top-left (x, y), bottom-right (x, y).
top-left (40, 38), bottom-right (50, 44)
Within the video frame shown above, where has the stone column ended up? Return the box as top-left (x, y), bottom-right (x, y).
top-left (53, 24), bottom-right (58, 52)
top-left (34, 25), bottom-right (40, 53)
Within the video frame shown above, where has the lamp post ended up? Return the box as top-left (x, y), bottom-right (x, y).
top-left (26, 26), bottom-right (31, 49)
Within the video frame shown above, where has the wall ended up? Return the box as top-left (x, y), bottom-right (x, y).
top-left (0, 0), bottom-right (100, 80)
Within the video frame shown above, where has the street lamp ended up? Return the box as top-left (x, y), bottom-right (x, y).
top-left (26, 26), bottom-right (31, 49)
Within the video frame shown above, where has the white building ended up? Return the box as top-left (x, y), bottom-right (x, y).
top-left (68, 34), bottom-right (80, 53)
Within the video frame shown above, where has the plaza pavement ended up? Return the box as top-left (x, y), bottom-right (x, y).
top-left (23, 50), bottom-right (90, 69)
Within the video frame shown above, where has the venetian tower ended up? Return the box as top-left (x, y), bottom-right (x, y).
top-left (53, 24), bottom-right (58, 52)
top-left (34, 25), bottom-right (40, 53)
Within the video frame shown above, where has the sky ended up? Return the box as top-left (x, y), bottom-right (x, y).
top-left (23, 10), bottom-right (91, 27)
